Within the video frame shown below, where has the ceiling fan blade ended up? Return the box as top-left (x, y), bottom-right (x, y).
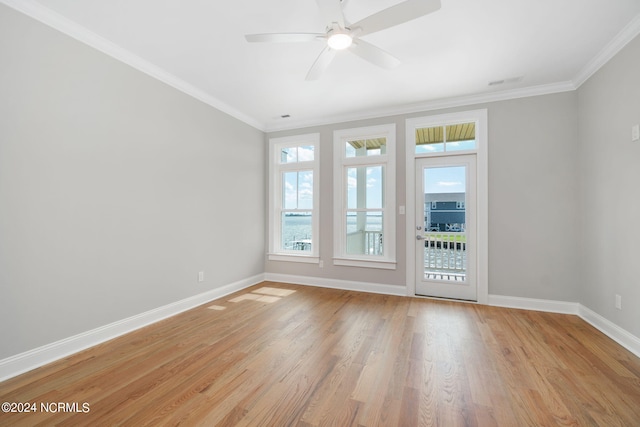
top-left (306, 46), bottom-right (337, 80)
top-left (349, 40), bottom-right (400, 69)
top-left (245, 33), bottom-right (324, 43)
top-left (315, 0), bottom-right (345, 27)
top-left (351, 0), bottom-right (441, 37)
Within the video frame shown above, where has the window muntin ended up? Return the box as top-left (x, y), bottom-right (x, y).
top-left (345, 138), bottom-right (387, 157)
top-left (269, 134), bottom-right (319, 262)
top-left (283, 170), bottom-right (313, 210)
top-left (347, 165), bottom-right (383, 209)
top-left (280, 145), bottom-right (314, 163)
top-left (415, 122), bottom-right (476, 154)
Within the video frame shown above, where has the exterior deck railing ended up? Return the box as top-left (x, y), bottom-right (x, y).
top-left (347, 230), bottom-right (383, 255)
top-left (423, 232), bottom-right (466, 273)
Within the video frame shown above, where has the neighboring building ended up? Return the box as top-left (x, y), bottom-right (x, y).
top-left (424, 192), bottom-right (465, 232)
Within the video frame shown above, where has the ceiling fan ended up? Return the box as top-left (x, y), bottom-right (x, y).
top-left (245, 0), bottom-right (441, 80)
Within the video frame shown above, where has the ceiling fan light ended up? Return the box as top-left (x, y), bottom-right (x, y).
top-left (327, 33), bottom-right (352, 50)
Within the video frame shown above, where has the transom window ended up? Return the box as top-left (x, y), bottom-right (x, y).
top-left (268, 134), bottom-right (319, 263)
top-left (334, 124), bottom-right (396, 269)
top-left (415, 122), bottom-right (476, 154)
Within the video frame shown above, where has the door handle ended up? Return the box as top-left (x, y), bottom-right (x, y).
top-left (416, 235), bottom-right (424, 241)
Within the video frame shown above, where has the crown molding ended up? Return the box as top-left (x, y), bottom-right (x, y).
top-left (1, 0), bottom-right (266, 131)
top-left (4, 0), bottom-right (638, 134)
top-left (573, 13), bottom-right (640, 88)
top-left (264, 81), bottom-right (576, 132)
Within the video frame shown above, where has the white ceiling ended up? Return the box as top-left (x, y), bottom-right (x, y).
top-left (5, 0), bottom-right (640, 131)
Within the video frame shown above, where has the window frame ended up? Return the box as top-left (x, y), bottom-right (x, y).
top-left (268, 133), bottom-right (320, 263)
top-left (333, 124), bottom-right (396, 269)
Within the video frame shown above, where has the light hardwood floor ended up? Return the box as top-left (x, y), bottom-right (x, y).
top-left (1, 282), bottom-right (639, 426)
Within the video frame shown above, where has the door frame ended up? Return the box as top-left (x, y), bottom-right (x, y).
top-left (405, 110), bottom-right (488, 303)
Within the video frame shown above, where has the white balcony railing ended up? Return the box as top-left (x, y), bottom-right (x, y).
top-left (346, 230), bottom-right (383, 255)
top-left (423, 232), bottom-right (466, 274)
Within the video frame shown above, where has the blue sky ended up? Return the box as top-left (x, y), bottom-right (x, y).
top-left (425, 166), bottom-right (466, 194)
top-left (344, 165), bottom-right (466, 210)
top-left (281, 145), bottom-right (466, 211)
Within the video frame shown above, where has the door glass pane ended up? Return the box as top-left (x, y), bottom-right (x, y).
top-left (282, 212), bottom-right (312, 251)
top-left (423, 166), bottom-right (467, 281)
top-left (346, 211), bottom-right (383, 255)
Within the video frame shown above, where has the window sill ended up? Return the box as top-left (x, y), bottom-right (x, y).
top-left (333, 257), bottom-right (397, 270)
top-left (268, 253), bottom-right (320, 264)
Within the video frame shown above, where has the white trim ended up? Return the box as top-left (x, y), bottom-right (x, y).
top-left (263, 273), bottom-right (407, 296)
top-left (573, 14), bottom-right (640, 88)
top-left (266, 82), bottom-right (575, 132)
top-left (3, 277), bottom-right (638, 382)
top-left (261, 278), bottom-right (640, 359)
top-left (6, 0), bottom-right (638, 134)
top-left (0, 274), bottom-right (264, 382)
top-left (268, 254), bottom-right (319, 264)
top-left (488, 294), bottom-right (640, 358)
top-left (0, 0), bottom-right (264, 131)
top-left (476, 110), bottom-right (489, 305)
top-left (488, 294), bottom-right (580, 315)
top-left (332, 258), bottom-right (396, 270)
top-left (578, 305), bottom-right (640, 359)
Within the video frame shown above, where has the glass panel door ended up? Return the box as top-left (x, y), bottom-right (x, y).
top-left (415, 155), bottom-right (476, 301)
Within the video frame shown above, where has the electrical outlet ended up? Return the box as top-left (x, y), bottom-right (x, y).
top-left (615, 294), bottom-right (622, 310)
top-left (319, 260), bottom-right (324, 268)
top-left (198, 271), bottom-right (204, 282)
top-left (632, 124), bottom-right (640, 142)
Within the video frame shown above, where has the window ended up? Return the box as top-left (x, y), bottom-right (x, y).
top-left (334, 124), bottom-right (396, 269)
top-left (414, 122), bottom-right (476, 154)
top-left (268, 134), bottom-right (319, 263)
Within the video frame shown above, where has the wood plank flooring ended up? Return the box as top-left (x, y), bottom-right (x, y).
top-left (1, 282), bottom-right (639, 426)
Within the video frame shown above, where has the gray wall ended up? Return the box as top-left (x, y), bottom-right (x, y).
top-left (265, 92), bottom-right (581, 303)
top-left (577, 34), bottom-right (640, 337)
top-left (3, 2), bottom-right (637, 364)
top-left (0, 5), bottom-right (265, 359)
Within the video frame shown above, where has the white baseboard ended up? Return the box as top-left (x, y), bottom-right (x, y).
top-left (578, 305), bottom-right (640, 358)
top-left (264, 273), bottom-right (408, 297)
top-left (488, 294), bottom-right (580, 315)
top-left (3, 277), bottom-right (638, 383)
top-left (488, 294), bottom-right (640, 359)
top-left (264, 280), bottom-right (640, 359)
top-left (0, 274), bottom-right (263, 382)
